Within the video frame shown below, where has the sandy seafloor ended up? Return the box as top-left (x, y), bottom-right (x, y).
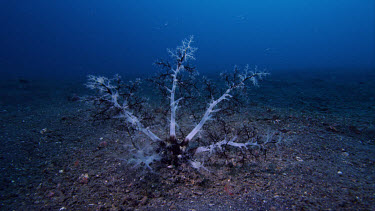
top-left (0, 70), bottom-right (374, 210)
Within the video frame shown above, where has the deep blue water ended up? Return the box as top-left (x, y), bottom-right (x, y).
top-left (0, 0), bottom-right (374, 80)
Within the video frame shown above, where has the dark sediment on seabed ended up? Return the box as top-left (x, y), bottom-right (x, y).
top-left (0, 71), bottom-right (374, 210)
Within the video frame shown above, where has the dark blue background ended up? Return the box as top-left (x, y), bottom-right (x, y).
top-left (1, 0), bottom-right (374, 79)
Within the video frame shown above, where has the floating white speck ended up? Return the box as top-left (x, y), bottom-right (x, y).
top-left (296, 156), bottom-right (303, 162)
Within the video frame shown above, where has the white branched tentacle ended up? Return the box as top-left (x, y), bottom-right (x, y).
top-left (86, 75), bottom-right (161, 143)
top-left (168, 36), bottom-right (197, 139)
top-left (169, 66), bottom-right (183, 138)
top-left (195, 136), bottom-right (258, 155)
top-left (184, 90), bottom-right (232, 142)
top-left (111, 91), bottom-right (121, 108)
top-left (184, 67), bottom-right (268, 143)
top-left (123, 110), bottom-right (161, 142)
